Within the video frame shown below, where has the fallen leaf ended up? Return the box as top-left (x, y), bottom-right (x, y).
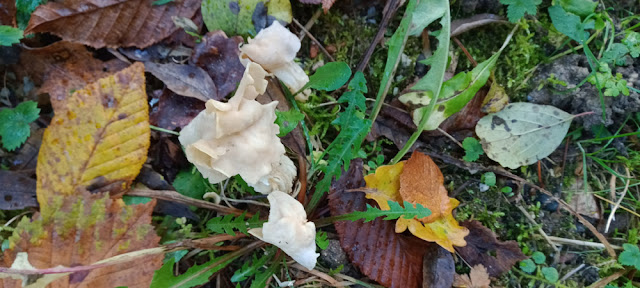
top-left (191, 30), bottom-right (245, 99)
top-left (438, 87), bottom-right (488, 133)
top-left (36, 63), bottom-right (150, 212)
top-left (0, 170), bottom-right (37, 210)
top-left (456, 220), bottom-right (527, 277)
top-left (364, 151), bottom-right (469, 252)
top-left (453, 264), bottom-right (491, 288)
top-left (145, 62), bottom-right (219, 101)
top-left (150, 89), bottom-right (205, 131)
top-left (13, 41), bottom-right (128, 111)
top-left (25, 0), bottom-right (201, 48)
top-left (329, 159), bottom-right (435, 288)
top-left (480, 81), bottom-right (509, 113)
top-left (566, 180), bottom-right (600, 218)
top-left (0, 0), bottom-right (16, 26)
top-left (475, 103), bottom-right (574, 169)
top-left (2, 192), bottom-right (163, 288)
top-left (450, 14), bottom-right (508, 37)
top-left (201, 0), bottom-right (292, 36)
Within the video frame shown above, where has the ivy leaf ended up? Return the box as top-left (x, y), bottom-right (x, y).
top-left (549, 5), bottom-right (594, 44)
top-left (500, 0), bottom-right (541, 22)
top-left (0, 26), bottom-right (23, 46)
top-left (519, 259), bottom-right (536, 273)
top-left (0, 101), bottom-right (40, 151)
top-left (541, 267), bottom-right (559, 283)
top-left (623, 31), bottom-right (640, 58)
top-left (306, 61), bottom-right (352, 91)
top-left (619, 243), bottom-right (640, 269)
top-left (462, 137), bottom-right (484, 162)
top-left (275, 109), bottom-right (304, 137)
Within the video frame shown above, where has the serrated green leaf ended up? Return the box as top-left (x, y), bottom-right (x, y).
top-left (308, 71), bottom-right (371, 211)
top-left (206, 212), bottom-right (263, 236)
top-left (173, 169), bottom-right (209, 199)
top-left (482, 172), bottom-right (496, 187)
top-left (541, 267), bottom-right (559, 282)
top-left (531, 251), bottom-right (546, 264)
top-left (549, 5), bottom-right (594, 44)
top-left (316, 230), bottom-right (329, 250)
top-left (0, 26), bottom-right (23, 46)
top-left (623, 31), bottom-right (640, 58)
top-left (151, 256), bottom-right (232, 288)
top-left (601, 43), bottom-right (629, 66)
top-left (519, 259), bottom-right (536, 273)
top-left (619, 243), bottom-right (640, 269)
top-left (0, 101), bottom-right (40, 151)
top-left (275, 109), bottom-right (304, 137)
top-left (462, 137), bottom-right (484, 162)
top-left (306, 62), bottom-right (351, 91)
top-left (341, 200), bottom-right (431, 223)
top-left (249, 256), bottom-right (281, 288)
top-left (500, 0), bottom-right (541, 22)
top-left (231, 252), bottom-right (273, 282)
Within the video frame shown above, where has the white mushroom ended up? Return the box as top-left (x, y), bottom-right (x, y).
top-left (240, 21), bottom-right (311, 101)
top-left (249, 191), bottom-right (318, 270)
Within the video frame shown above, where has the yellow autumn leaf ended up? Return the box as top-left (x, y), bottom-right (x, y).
top-left (364, 152), bottom-right (469, 252)
top-left (36, 63), bottom-right (150, 213)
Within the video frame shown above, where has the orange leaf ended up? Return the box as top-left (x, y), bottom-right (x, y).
top-left (364, 151), bottom-right (469, 252)
top-left (36, 63), bottom-right (150, 213)
top-left (1, 192), bottom-right (163, 288)
top-left (453, 264), bottom-right (491, 288)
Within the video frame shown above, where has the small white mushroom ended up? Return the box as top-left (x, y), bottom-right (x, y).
top-left (240, 21), bottom-right (311, 101)
top-left (249, 191), bottom-right (318, 270)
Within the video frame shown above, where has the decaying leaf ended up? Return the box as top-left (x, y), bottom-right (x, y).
top-left (0, 0), bottom-right (16, 26)
top-left (13, 41), bottom-right (128, 111)
top-left (191, 30), bottom-right (245, 99)
top-left (144, 62), bottom-right (219, 102)
top-left (329, 159), bottom-right (446, 288)
top-left (239, 21), bottom-right (310, 101)
top-left (249, 191), bottom-right (318, 270)
top-left (25, 0), bottom-right (201, 48)
top-left (364, 151), bottom-right (469, 252)
top-left (456, 220), bottom-right (526, 277)
top-left (475, 103), bottom-right (574, 169)
top-left (1, 192), bottom-right (162, 288)
top-left (36, 63), bottom-right (150, 212)
top-left (178, 62), bottom-right (295, 194)
top-left (453, 264), bottom-right (491, 288)
top-left (202, 0), bottom-right (292, 36)
top-left (149, 89), bottom-right (205, 131)
top-left (480, 81), bottom-right (509, 113)
top-left (566, 179), bottom-right (600, 218)
top-left (0, 170), bottom-right (37, 210)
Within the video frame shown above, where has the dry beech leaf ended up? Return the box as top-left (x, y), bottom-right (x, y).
top-left (25, 0), bottom-right (200, 48)
top-left (13, 41), bottom-right (128, 111)
top-left (149, 89), bottom-right (205, 131)
top-left (453, 264), bottom-right (491, 288)
top-left (1, 192), bottom-right (162, 288)
top-left (329, 159), bottom-right (437, 288)
top-left (456, 220), bottom-right (526, 277)
top-left (364, 151), bottom-right (469, 252)
top-left (191, 30), bottom-right (245, 99)
top-left (144, 62), bottom-right (219, 101)
top-left (36, 63), bottom-right (150, 212)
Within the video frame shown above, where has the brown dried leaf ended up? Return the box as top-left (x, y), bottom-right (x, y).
top-left (0, 0), bottom-right (16, 26)
top-left (14, 41), bottom-right (128, 111)
top-left (150, 89), bottom-right (205, 131)
top-left (400, 151), bottom-right (452, 223)
top-left (453, 265), bottom-right (491, 288)
top-left (438, 87), bottom-right (488, 133)
top-left (1, 192), bottom-right (163, 288)
top-left (456, 220), bottom-right (526, 277)
top-left (0, 170), bottom-right (37, 210)
top-left (25, 0), bottom-right (200, 48)
top-left (329, 160), bottom-right (452, 288)
top-left (145, 62), bottom-right (219, 101)
top-left (191, 30), bottom-right (245, 99)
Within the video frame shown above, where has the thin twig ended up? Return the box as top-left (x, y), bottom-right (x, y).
top-left (126, 189), bottom-right (247, 216)
top-left (298, 9), bottom-right (323, 41)
top-left (437, 127), bottom-right (463, 148)
top-left (355, 0), bottom-right (401, 72)
top-left (559, 264), bottom-right (585, 282)
top-left (546, 236), bottom-right (622, 250)
top-left (453, 37), bottom-right (477, 67)
top-left (292, 18), bottom-right (335, 62)
top-left (586, 268), bottom-right (630, 288)
top-left (593, 194), bottom-right (640, 218)
top-left (605, 166), bottom-right (631, 233)
top-left (515, 204), bottom-right (560, 252)
top-left (290, 263), bottom-right (343, 287)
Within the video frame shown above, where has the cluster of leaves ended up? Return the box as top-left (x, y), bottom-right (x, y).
top-left (519, 251), bottom-right (559, 283)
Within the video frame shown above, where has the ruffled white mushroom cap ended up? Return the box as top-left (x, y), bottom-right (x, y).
top-left (253, 154), bottom-right (297, 194)
top-left (249, 191), bottom-right (318, 270)
top-left (240, 21), bottom-right (311, 101)
top-left (179, 63), bottom-right (289, 188)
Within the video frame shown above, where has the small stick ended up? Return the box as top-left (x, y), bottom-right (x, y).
top-left (126, 189), bottom-right (247, 216)
top-left (586, 268), bottom-right (630, 288)
top-left (537, 161), bottom-right (545, 189)
top-left (560, 264), bottom-right (585, 282)
top-left (355, 0), bottom-right (400, 72)
top-left (437, 127), bottom-right (463, 148)
top-left (605, 167), bottom-right (631, 233)
top-left (546, 236), bottom-right (622, 250)
top-left (298, 9), bottom-right (323, 41)
top-left (453, 37), bottom-right (477, 67)
top-left (297, 154), bottom-right (308, 205)
top-left (515, 204), bottom-right (560, 252)
top-left (292, 18), bottom-right (335, 62)
top-left (593, 194), bottom-right (640, 218)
